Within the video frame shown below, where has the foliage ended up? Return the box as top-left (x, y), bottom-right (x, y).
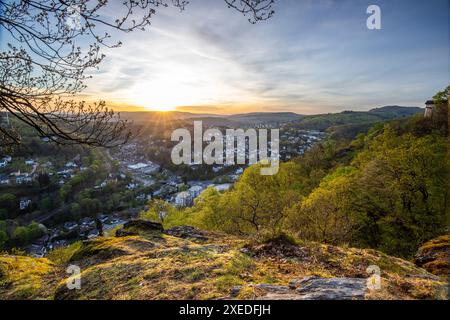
top-left (286, 116), bottom-right (448, 257)
top-left (140, 199), bottom-right (174, 224)
top-left (47, 242), bottom-right (83, 265)
top-left (10, 222), bottom-right (47, 247)
top-left (150, 88), bottom-right (448, 258)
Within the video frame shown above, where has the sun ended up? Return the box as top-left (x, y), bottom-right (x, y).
top-left (147, 105), bottom-right (176, 112)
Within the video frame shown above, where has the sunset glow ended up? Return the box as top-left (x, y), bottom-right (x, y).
top-left (78, 0), bottom-right (448, 114)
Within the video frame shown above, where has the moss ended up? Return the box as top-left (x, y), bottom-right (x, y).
top-left (47, 242), bottom-right (83, 265)
top-left (0, 230), bottom-right (447, 300)
top-left (261, 232), bottom-right (298, 246)
top-left (423, 259), bottom-right (450, 275)
top-left (223, 252), bottom-right (254, 276)
top-left (0, 255), bottom-right (54, 299)
top-left (237, 286), bottom-right (257, 299)
top-left (215, 274), bottom-right (244, 292)
top-left (69, 237), bottom-right (132, 262)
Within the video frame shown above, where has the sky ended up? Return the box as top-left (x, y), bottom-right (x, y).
top-left (3, 0), bottom-right (449, 114)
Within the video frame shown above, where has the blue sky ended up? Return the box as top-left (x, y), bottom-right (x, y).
top-left (2, 0), bottom-right (449, 114)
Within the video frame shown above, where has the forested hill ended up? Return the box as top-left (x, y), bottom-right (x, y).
top-left (140, 92), bottom-right (447, 260)
top-left (288, 106), bottom-right (423, 131)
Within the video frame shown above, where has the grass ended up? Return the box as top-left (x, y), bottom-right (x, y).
top-left (0, 230), bottom-right (447, 300)
top-left (47, 242), bottom-right (82, 265)
top-left (0, 255), bottom-right (54, 299)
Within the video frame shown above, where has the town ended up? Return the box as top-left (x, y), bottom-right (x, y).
top-left (0, 121), bottom-right (326, 257)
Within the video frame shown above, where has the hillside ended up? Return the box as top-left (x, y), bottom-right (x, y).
top-left (0, 222), bottom-right (447, 300)
top-left (227, 112), bottom-right (303, 124)
top-left (120, 107), bottom-right (421, 131)
top-left (289, 106), bottom-right (423, 131)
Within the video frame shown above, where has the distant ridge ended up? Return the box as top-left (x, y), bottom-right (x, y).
top-left (120, 106), bottom-right (422, 128)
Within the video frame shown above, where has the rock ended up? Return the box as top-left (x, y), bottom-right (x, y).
top-left (115, 229), bottom-right (136, 237)
top-left (115, 219), bottom-right (163, 237)
top-left (414, 235), bottom-right (450, 276)
top-left (244, 241), bottom-right (309, 259)
top-left (405, 274), bottom-right (440, 281)
top-left (288, 276), bottom-right (318, 289)
top-left (257, 277), bottom-right (367, 300)
top-left (254, 284), bottom-right (290, 293)
top-left (230, 286), bottom-right (243, 297)
top-left (259, 293), bottom-right (306, 300)
top-left (164, 226), bottom-right (208, 241)
top-left (124, 220), bottom-right (163, 231)
top-left (295, 277), bottom-right (367, 300)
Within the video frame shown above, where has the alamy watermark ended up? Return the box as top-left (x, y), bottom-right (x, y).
top-left (66, 264), bottom-right (81, 290)
top-left (366, 265), bottom-right (382, 290)
top-left (367, 5), bottom-right (381, 30)
top-left (171, 121), bottom-right (279, 175)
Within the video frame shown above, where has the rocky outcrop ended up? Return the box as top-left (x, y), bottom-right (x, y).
top-left (115, 220), bottom-right (163, 237)
top-left (296, 277), bottom-right (367, 300)
top-left (255, 277), bottom-right (367, 300)
top-left (414, 235), bottom-right (450, 276)
top-left (1, 226), bottom-right (446, 300)
top-left (164, 226), bottom-right (208, 241)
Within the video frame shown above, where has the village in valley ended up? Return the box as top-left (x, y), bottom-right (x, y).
top-left (0, 119), bottom-right (326, 257)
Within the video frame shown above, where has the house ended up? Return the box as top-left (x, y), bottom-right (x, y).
top-left (25, 159), bottom-right (35, 165)
top-left (65, 161), bottom-right (77, 168)
top-left (126, 183), bottom-right (138, 190)
top-left (1, 155), bottom-right (12, 164)
top-left (16, 175), bottom-right (32, 184)
top-left (63, 221), bottom-right (78, 231)
top-left (188, 185), bottom-right (204, 198)
top-left (175, 191), bottom-right (192, 207)
top-left (214, 183), bottom-right (232, 192)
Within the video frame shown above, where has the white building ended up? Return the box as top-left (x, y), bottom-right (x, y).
top-left (65, 161), bottom-right (77, 168)
top-left (188, 185), bottom-right (204, 198)
top-left (175, 191), bottom-right (192, 207)
top-left (214, 183), bottom-right (232, 192)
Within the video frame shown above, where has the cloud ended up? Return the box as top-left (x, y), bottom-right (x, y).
top-left (79, 0), bottom-right (448, 114)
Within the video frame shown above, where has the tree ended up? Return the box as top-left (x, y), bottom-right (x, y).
top-left (0, 193), bottom-right (17, 217)
top-left (141, 198), bottom-right (173, 224)
top-left (0, 0), bottom-right (275, 148)
top-left (215, 162), bottom-right (302, 235)
top-left (0, 230), bottom-right (8, 250)
top-left (286, 166), bottom-right (362, 244)
top-left (37, 172), bottom-right (51, 189)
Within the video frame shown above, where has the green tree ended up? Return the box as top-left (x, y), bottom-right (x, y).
top-left (0, 230), bottom-right (8, 250)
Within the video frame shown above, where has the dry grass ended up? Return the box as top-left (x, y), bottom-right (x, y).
top-left (0, 230), bottom-right (447, 300)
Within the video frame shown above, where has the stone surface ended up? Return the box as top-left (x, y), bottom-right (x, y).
top-left (414, 235), bottom-right (450, 276)
top-left (288, 276), bottom-right (318, 289)
top-left (257, 277), bottom-right (367, 300)
top-left (164, 226), bottom-right (208, 241)
top-left (115, 219), bottom-right (163, 237)
top-left (254, 284), bottom-right (290, 293)
top-left (295, 277), bottom-right (367, 300)
top-left (230, 286), bottom-right (243, 297)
